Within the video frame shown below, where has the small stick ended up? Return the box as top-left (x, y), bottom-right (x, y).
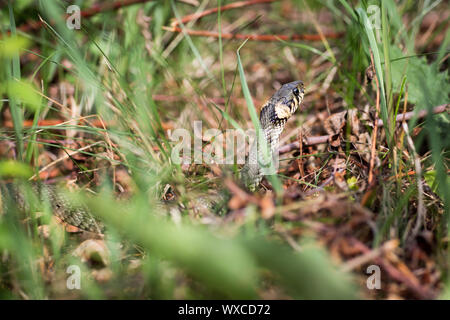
top-left (296, 130), bottom-right (305, 181)
top-left (16, 0), bottom-right (158, 34)
top-left (341, 239), bottom-right (398, 272)
top-left (278, 135), bottom-right (330, 154)
top-left (170, 0), bottom-right (278, 27)
top-left (376, 103), bottom-right (448, 127)
top-left (29, 141), bottom-right (104, 181)
top-left (163, 26), bottom-right (345, 42)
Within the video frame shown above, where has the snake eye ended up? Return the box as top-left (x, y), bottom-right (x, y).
top-left (293, 87), bottom-right (299, 96)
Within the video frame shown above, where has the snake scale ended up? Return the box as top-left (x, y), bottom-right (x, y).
top-left (0, 81), bottom-right (304, 234)
top-left (0, 182), bottom-right (104, 234)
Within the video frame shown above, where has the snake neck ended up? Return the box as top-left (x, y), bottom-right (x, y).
top-left (240, 116), bottom-right (286, 191)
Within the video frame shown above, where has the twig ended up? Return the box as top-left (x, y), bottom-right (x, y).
top-left (341, 239), bottom-right (398, 272)
top-left (376, 103), bottom-right (448, 127)
top-left (78, 0), bottom-right (155, 18)
top-left (170, 0), bottom-right (278, 27)
top-left (296, 130), bottom-right (305, 182)
top-left (301, 0), bottom-right (336, 62)
top-left (162, 26), bottom-right (345, 42)
top-left (29, 141), bottom-right (104, 181)
top-left (16, 0), bottom-right (157, 34)
top-left (302, 174), bottom-right (335, 196)
top-left (278, 135), bottom-right (330, 154)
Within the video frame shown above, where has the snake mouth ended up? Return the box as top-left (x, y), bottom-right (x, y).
top-left (292, 87), bottom-right (305, 113)
top-left (290, 95), bottom-right (301, 113)
top-left (289, 99), bottom-right (296, 113)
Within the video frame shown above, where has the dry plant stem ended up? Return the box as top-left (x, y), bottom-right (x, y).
top-left (162, 26), bottom-right (344, 42)
top-left (29, 141), bottom-right (104, 181)
top-left (162, 0), bottom-right (211, 58)
top-left (341, 239), bottom-right (398, 272)
top-left (277, 135), bottom-right (329, 154)
top-left (393, 91), bottom-right (408, 179)
top-left (170, 0), bottom-right (278, 27)
top-left (301, 0), bottom-right (336, 61)
top-left (376, 103), bottom-right (448, 127)
top-left (368, 51), bottom-right (380, 186)
top-left (78, 0), bottom-right (155, 18)
top-left (17, 0), bottom-right (160, 34)
top-left (402, 122), bottom-right (426, 238)
top-left (302, 174), bottom-right (335, 196)
top-left (296, 130), bottom-right (305, 180)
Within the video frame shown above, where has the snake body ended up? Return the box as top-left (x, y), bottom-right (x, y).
top-left (241, 80), bottom-right (305, 190)
top-left (0, 182), bottom-right (103, 233)
top-left (0, 81), bottom-right (304, 233)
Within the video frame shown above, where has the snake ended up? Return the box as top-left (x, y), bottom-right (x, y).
top-left (241, 80), bottom-right (304, 190)
top-left (0, 182), bottom-right (104, 234)
top-left (0, 80), bottom-right (304, 234)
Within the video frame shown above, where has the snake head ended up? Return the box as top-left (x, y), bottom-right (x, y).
top-left (272, 80), bottom-right (305, 120)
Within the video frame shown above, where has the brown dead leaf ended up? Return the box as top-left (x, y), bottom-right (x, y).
top-left (353, 132), bottom-right (372, 163)
top-left (324, 110), bottom-right (347, 136)
top-left (329, 135), bottom-right (340, 147)
top-left (224, 178), bottom-right (258, 210)
top-left (348, 109), bottom-right (360, 136)
top-left (115, 168), bottom-right (135, 195)
top-left (334, 170), bottom-right (348, 191)
top-left (228, 194), bottom-right (246, 210)
top-left (260, 194), bottom-right (275, 219)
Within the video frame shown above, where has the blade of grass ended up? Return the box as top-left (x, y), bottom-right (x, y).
top-left (236, 40), bottom-right (282, 194)
top-left (7, 1), bottom-right (24, 160)
top-left (357, 7), bottom-right (391, 146)
top-left (170, 0), bottom-right (216, 82)
top-left (381, 2), bottom-right (397, 150)
top-left (25, 53), bottom-right (55, 165)
top-left (85, 193), bottom-right (259, 299)
top-left (217, 0), bottom-right (226, 96)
